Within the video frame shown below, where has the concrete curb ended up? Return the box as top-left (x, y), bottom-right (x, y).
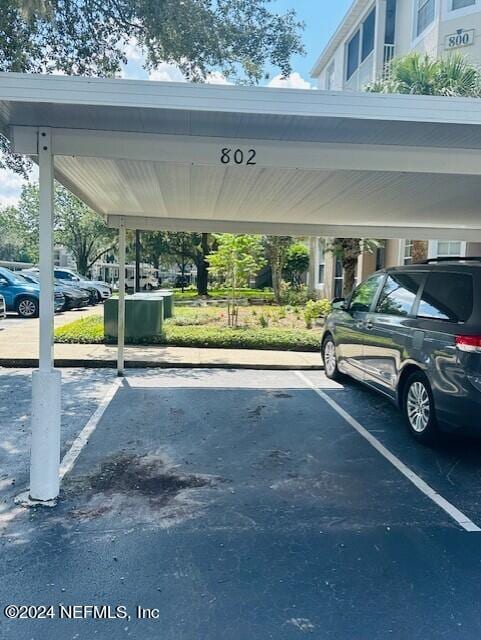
top-left (0, 358), bottom-right (324, 371)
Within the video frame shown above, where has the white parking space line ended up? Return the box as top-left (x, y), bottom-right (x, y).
top-left (59, 378), bottom-right (121, 482)
top-left (296, 371), bottom-right (481, 533)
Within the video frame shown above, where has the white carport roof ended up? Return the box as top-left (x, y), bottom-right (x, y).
top-left (2, 72), bottom-right (481, 240)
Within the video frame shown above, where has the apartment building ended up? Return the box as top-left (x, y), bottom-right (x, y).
top-left (308, 0), bottom-right (481, 298)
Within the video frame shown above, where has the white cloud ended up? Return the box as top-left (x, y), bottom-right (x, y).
top-left (148, 65), bottom-right (231, 85)
top-left (149, 64), bottom-right (186, 83)
top-left (124, 37), bottom-right (143, 62)
top-left (205, 72), bottom-right (231, 85)
top-left (0, 166), bottom-right (37, 209)
top-left (0, 169), bottom-right (24, 208)
top-left (268, 72), bottom-right (312, 90)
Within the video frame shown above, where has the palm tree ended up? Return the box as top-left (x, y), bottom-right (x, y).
top-left (367, 52), bottom-right (481, 97)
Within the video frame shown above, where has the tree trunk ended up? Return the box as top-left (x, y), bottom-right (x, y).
top-left (196, 233), bottom-right (210, 296)
top-left (412, 240), bottom-right (428, 264)
top-left (307, 236), bottom-right (317, 296)
top-left (271, 262), bottom-right (281, 304)
top-left (77, 252), bottom-right (88, 276)
top-left (342, 258), bottom-right (358, 297)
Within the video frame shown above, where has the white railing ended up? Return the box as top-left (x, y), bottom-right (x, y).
top-left (383, 44), bottom-right (396, 78)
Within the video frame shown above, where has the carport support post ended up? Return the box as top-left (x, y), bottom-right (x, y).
top-left (29, 128), bottom-right (61, 502)
top-left (117, 220), bottom-right (126, 376)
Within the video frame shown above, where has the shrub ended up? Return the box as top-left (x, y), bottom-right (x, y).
top-left (280, 284), bottom-right (310, 306)
top-left (284, 243), bottom-right (309, 286)
top-left (304, 299), bottom-right (331, 329)
top-left (54, 315), bottom-right (320, 351)
top-left (259, 314), bottom-right (269, 328)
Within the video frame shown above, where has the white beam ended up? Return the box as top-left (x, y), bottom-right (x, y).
top-left (374, 0), bottom-right (388, 78)
top-left (12, 126), bottom-right (481, 176)
top-left (107, 214), bottom-right (481, 242)
top-left (30, 128), bottom-right (61, 502)
top-left (117, 221), bottom-right (126, 376)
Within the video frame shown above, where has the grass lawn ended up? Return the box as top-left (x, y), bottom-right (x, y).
top-left (54, 305), bottom-right (321, 352)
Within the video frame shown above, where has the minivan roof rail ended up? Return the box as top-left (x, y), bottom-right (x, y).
top-left (418, 257), bottom-right (481, 264)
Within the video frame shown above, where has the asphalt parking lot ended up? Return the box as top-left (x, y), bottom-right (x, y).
top-left (2, 367), bottom-right (481, 639)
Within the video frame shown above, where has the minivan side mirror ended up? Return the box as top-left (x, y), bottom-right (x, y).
top-left (332, 297), bottom-right (347, 311)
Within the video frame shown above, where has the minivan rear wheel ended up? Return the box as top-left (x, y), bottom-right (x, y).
top-left (403, 372), bottom-right (438, 443)
top-left (322, 336), bottom-right (342, 381)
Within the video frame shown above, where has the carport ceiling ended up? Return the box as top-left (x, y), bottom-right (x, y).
top-left (2, 72), bottom-right (481, 240)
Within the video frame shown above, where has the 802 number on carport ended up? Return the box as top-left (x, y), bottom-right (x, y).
top-left (221, 148), bottom-right (257, 165)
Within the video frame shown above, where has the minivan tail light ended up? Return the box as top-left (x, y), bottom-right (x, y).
top-left (456, 336), bottom-right (481, 353)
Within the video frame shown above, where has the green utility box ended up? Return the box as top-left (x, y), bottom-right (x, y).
top-left (156, 290), bottom-right (174, 319)
top-left (104, 295), bottom-right (164, 341)
top-left (131, 290), bottom-right (174, 319)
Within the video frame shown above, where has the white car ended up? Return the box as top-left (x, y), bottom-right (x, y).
top-left (0, 294), bottom-right (6, 319)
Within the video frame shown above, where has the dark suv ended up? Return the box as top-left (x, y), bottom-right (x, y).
top-left (321, 259), bottom-right (481, 443)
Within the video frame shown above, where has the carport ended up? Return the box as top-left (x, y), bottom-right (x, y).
top-left (1, 72), bottom-right (481, 503)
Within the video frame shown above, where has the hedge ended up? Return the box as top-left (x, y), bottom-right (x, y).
top-left (54, 315), bottom-right (320, 352)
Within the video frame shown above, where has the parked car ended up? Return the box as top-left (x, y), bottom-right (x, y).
top-left (321, 258), bottom-right (481, 443)
top-left (54, 268), bottom-right (112, 302)
top-left (21, 271), bottom-right (90, 311)
top-left (0, 294), bottom-right (6, 320)
top-left (0, 267), bottom-right (64, 317)
top-left (26, 267), bottom-right (104, 305)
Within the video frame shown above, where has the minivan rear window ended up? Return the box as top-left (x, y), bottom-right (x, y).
top-left (417, 272), bottom-right (473, 323)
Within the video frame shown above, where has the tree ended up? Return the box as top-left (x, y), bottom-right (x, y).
top-left (284, 242), bottom-right (309, 287)
top-left (194, 233), bottom-right (212, 297)
top-left (208, 234), bottom-right (265, 326)
top-left (0, 206), bottom-right (35, 262)
top-left (142, 231), bottom-right (170, 273)
top-left (5, 183), bottom-right (115, 274)
top-left (55, 189), bottom-right (116, 275)
top-left (367, 52), bottom-right (481, 97)
top-left (329, 238), bottom-right (379, 298)
top-left (163, 232), bottom-right (200, 292)
top-left (262, 235), bottom-right (293, 303)
top-left (1, 0), bottom-right (304, 174)
top-left (142, 230), bottom-right (213, 294)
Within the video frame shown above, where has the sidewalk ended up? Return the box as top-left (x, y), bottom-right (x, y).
top-left (0, 309), bottom-right (322, 370)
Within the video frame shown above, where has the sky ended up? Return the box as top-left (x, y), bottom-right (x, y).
top-left (0, 0), bottom-right (353, 207)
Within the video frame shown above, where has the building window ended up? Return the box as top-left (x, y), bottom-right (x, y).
top-left (362, 8), bottom-right (376, 61)
top-left (318, 239), bottom-right (326, 285)
top-left (385, 0), bottom-right (397, 45)
top-left (416, 0), bottom-right (435, 38)
top-left (346, 6), bottom-right (377, 80)
top-left (326, 61), bottom-right (335, 90)
top-left (404, 240), bottom-right (414, 265)
top-left (334, 257), bottom-right (344, 298)
top-left (346, 30), bottom-right (360, 80)
top-left (434, 240), bottom-right (463, 257)
top-left (451, 0), bottom-right (475, 9)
